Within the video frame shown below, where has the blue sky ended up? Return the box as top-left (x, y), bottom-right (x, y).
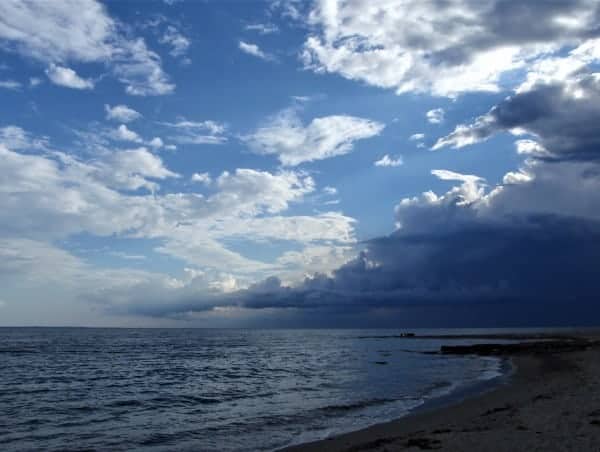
top-left (2, 0), bottom-right (600, 327)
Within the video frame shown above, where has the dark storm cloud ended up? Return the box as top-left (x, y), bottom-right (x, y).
top-left (434, 73), bottom-right (600, 162)
top-left (265, 214), bottom-right (600, 306)
top-left (429, 0), bottom-right (600, 66)
top-left (114, 211), bottom-right (600, 324)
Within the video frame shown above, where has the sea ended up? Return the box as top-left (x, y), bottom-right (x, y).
top-left (0, 328), bottom-right (521, 451)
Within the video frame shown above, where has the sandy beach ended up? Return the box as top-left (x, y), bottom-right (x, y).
top-left (286, 336), bottom-right (600, 451)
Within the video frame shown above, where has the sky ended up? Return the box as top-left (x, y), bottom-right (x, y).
top-left (1, 0), bottom-right (600, 327)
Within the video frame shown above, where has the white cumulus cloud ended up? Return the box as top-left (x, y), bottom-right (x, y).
top-left (45, 64), bottom-right (94, 89)
top-left (105, 104), bottom-right (142, 123)
top-left (191, 172), bottom-right (211, 185)
top-left (243, 108), bottom-right (384, 166)
top-left (112, 124), bottom-right (143, 143)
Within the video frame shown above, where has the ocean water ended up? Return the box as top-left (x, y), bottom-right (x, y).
top-left (0, 328), bottom-right (509, 451)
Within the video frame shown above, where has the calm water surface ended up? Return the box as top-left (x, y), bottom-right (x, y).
top-left (0, 328), bottom-right (511, 451)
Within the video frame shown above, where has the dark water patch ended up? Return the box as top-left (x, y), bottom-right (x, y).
top-left (318, 398), bottom-right (396, 414)
top-left (0, 348), bottom-right (39, 354)
top-left (105, 399), bottom-right (144, 408)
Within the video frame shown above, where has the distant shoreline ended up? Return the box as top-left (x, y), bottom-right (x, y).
top-left (284, 334), bottom-right (600, 451)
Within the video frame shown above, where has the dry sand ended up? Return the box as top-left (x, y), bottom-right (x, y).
top-left (285, 339), bottom-right (600, 451)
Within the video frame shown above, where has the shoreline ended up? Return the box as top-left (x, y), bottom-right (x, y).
top-left (284, 335), bottom-right (600, 451)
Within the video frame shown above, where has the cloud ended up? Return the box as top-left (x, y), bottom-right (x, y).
top-left (159, 25), bottom-right (190, 58)
top-left (0, 142), bottom-right (171, 239)
top-left (374, 154), bottom-right (403, 167)
top-left (207, 57), bottom-right (600, 322)
top-left (514, 139), bottom-right (550, 157)
top-left (113, 38), bottom-right (175, 96)
top-left (108, 251), bottom-right (147, 260)
top-left (195, 161), bottom-right (600, 322)
top-left (45, 64), bottom-right (94, 89)
top-left (12, 127), bottom-right (599, 325)
top-left (0, 0), bottom-right (173, 95)
top-left (213, 211), bottom-right (355, 244)
top-left (0, 0), bottom-right (113, 62)
top-left (245, 23), bottom-right (279, 35)
top-left (433, 71), bottom-right (600, 161)
top-left (243, 108), bottom-right (384, 166)
top-left (426, 108), bottom-right (445, 124)
top-left (105, 104), bottom-right (142, 122)
top-left (238, 41), bottom-right (274, 61)
top-left (0, 128), bottom-right (355, 293)
top-left (130, 42), bottom-right (600, 323)
top-left (301, 0), bottom-right (600, 96)
top-left (270, 0), bottom-right (308, 21)
top-left (502, 170), bottom-right (533, 185)
top-left (98, 123), bottom-right (166, 149)
top-left (191, 172), bottom-right (211, 185)
top-left (430, 169), bottom-right (484, 184)
top-left (112, 124), bottom-right (143, 143)
top-left (100, 147), bottom-right (179, 192)
top-left (71, 122), bottom-right (168, 153)
top-left (409, 133), bottom-right (426, 148)
top-left (0, 79), bottom-right (21, 90)
top-left (0, 237), bottom-right (181, 322)
top-left (161, 119), bottom-right (227, 145)
top-left (163, 120), bottom-right (226, 135)
top-left (0, 125), bottom-right (48, 150)
top-left (210, 169), bottom-right (315, 215)
top-left (148, 137), bottom-right (164, 149)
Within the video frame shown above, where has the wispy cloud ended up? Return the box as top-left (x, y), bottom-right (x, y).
top-left (0, 79), bottom-right (21, 90)
top-left (160, 119), bottom-right (228, 145)
top-left (159, 25), bottom-right (191, 59)
top-left (374, 154), bottom-right (403, 167)
top-left (244, 23), bottom-right (279, 35)
top-left (238, 41), bottom-right (275, 61)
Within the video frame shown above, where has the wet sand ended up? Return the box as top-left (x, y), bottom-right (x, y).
top-left (285, 336), bottom-right (600, 451)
